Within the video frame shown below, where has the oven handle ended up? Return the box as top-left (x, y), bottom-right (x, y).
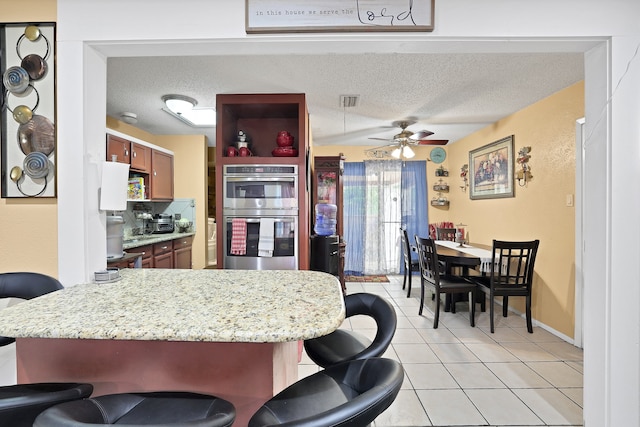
top-left (224, 176), bottom-right (296, 183)
top-left (225, 217), bottom-right (295, 223)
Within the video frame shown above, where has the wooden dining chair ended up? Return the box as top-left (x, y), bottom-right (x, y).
top-left (414, 236), bottom-right (477, 328)
top-left (468, 240), bottom-right (540, 333)
top-left (436, 227), bottom-right (457, 241)
top-left (400, 227), bottom-right (419, 297)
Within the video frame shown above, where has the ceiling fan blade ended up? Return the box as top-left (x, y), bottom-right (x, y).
top-left (415, 139), bottom-right (449, 145)
top-left (410, 130), bottom-right (435, 140)
top-left (368, 137), bottom-right (395, 142)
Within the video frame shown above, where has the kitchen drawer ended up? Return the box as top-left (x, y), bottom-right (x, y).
top-left (173, 236), bottom-right (193, 249)
top-left (153, 240), bottom-right (173, 255)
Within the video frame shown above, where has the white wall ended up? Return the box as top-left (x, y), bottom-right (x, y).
top-left (57, 1), bottom-right (640, 425)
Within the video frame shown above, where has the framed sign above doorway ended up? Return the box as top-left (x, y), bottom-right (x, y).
top-left (246, 0), bottom-right (435, 33)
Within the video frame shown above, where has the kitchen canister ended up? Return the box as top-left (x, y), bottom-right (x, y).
top-left (314, 203), bottom-right (337, 236)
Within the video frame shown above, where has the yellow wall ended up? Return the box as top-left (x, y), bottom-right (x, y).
top-left (314, 82), bottom-right (583, 337)
top-left (0, 1), bottom-right (58, 277)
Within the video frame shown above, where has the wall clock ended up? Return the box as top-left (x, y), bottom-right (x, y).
top-left (429, 147), bottom-right (446, 164)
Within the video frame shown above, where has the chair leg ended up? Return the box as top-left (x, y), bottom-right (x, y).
top-left (406, 270), bottom-right (412, 298)
top-left (402, 269), bottom-right (407, 290)
top-left (526, 294), bottom-right (533, 333)
top-left (434, 292), bottom-right (440, 329)
top-left (469, 291), bottom-right (476, 327)
top-left (489, 293), bottom-right (495, 333)
top-left (450, 294), bottom-right (457, 314)
top-left (418, 278), bottom-right (425, 316)
top-left (503, 296), bottom-right (509, 317)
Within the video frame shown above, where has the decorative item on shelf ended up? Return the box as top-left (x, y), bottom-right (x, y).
top-left (272, 130), bottom-right (298, 157)
top-left (516, 146), bottom-right (532, 186)
top-left (460, 164), bottom-right (469, 191)
top-left (432, 178), bottom-right (449, 192)
top-left (236, 130), bottom-right (252, 157)
top-left (430, 193), bottom-right (449, 207)
top-left (455, 223), bottom-right (467, 247)
top-left (435, 165), bottom-right (449, 177)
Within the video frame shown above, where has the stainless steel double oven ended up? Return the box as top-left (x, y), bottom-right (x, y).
top-left (222, 165), bottom-right (298, 270)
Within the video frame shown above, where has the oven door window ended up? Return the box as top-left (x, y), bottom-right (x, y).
top-left (226, 218), bottom-right (295, 257)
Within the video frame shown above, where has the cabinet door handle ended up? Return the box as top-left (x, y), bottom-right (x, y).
top-left (133, 151), bottom-right (137, 158)
top-left (153, 170), bottom-right (157, 176)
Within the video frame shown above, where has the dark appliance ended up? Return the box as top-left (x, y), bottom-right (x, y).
top-left (310, 234), bottom-right (339, 276)
top-left (148, 213), bottom-right (174, 234)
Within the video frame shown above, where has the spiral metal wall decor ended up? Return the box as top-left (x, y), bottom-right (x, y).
top-left (1, 23), bottom-right (56, 198)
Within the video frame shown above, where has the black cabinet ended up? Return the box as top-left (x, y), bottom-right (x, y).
top-left (310, 235), bottom-right (339, 276)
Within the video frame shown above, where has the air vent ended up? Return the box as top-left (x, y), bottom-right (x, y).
top-left (339, 95), bottom-right (359, 108)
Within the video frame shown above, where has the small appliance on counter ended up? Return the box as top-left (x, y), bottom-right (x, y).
top-left (147, 213), bottom-right (174, 234)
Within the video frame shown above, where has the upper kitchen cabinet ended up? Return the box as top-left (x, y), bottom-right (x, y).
top-left (107, 134), bottom-right (130, 164)
top-left (131, 142), bottom-right (151, 173)
top-left (150, 149), bottom-right (174, 201)
top-left (106, 130), bottom-right (174, 202)
top-left (215, 93), bottom-right (309, 166)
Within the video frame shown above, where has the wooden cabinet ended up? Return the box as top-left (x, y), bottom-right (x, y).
top-left (106, 132), bottom-right (174, 201)
top-left (136, 244), bottom-right (154, 268)
top-left (215, 93), bottom-right (310, 269)
top-left (131, 142), bottom-right (151, 173)
top-left (173, 236), bottom-right (193, 269)
top-left (312, 154), bottom-right (345, 237)
top-left (106, 135), bottom-right (130, 164)
top-left (151, 150), bottom-right (174, 201)
top-left (153, 240), bottom-right (174, 269)
top-left (311, 154), bottom-right (345, 291)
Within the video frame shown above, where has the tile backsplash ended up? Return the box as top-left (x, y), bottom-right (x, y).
top-left (122, 198), bottom-right (196, 239)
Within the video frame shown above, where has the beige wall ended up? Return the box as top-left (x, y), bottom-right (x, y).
top-left (0, 0), bottom-right (57, 276)
top-left (313, 82), bottom-right (583, 338)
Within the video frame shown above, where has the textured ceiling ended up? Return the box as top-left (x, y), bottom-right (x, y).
top-left (106, 52), bottom-right (583, 148)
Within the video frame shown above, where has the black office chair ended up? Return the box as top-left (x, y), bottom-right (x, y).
top-left (248, 357), bottom-right (404, 427)
top-left (0, 272), bottom-right (94, 427)
top-left (34, 391), bottom-right (236, 427)
top-left (414, 236), bottom-right (477, 328)
top-left (400, 227), bottom-right (420, 297)
top-left (304, 293), bottom-right (396, 368)
top-left (468, 239), bottom-right (540, 333)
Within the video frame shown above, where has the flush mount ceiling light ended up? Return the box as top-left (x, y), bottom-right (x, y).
top-left (120, 112), bottom-right (138, 124)
top-left (161, 94), bottom-right (216, 127)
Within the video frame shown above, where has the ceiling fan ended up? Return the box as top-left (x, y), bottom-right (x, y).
top-left (366, 120), bottom-right (448, 159)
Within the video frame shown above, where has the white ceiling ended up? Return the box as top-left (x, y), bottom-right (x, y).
top-left (106, 51), bottom-right (584, 148)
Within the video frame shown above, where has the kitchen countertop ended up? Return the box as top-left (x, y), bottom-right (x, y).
top-left (122, 231), bottom-right (195, 250)
top-left (0, 269), bottom-right (345, 343)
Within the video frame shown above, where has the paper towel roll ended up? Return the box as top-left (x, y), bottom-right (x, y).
top-left (100, 161), bottom-right (130, 211)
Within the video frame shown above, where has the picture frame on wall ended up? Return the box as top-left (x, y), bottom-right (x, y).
top-left (469, 135), bottom-right (515, 200)
top-left (1, 22), bottom-right (56, 198)
top-left (245, 0), bottom-right (435, 34)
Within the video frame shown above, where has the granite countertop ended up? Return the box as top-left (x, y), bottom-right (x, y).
top-left (0, 269), bottom-right (345, 343)
top-left (122, 231), bottom-right (195, 250)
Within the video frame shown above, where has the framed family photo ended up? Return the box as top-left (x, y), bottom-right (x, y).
top-left (469, 135), bottom-right (514, 200)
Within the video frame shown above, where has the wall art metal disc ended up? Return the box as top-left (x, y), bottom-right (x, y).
top-left (1, 22), bottom-right (56, 198)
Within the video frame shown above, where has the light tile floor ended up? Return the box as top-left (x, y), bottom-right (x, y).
top-left (298, 274), bottom-right (583, 427)
top-left (0, 273), bottom-right (583, 426)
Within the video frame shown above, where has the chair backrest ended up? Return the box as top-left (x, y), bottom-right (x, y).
top-left (400, 227), bottom-right (412, 267)
top-left (489, 240), bottom-right (540, 290)
top-left (248, 358), bottom-right (404, 427)
top-left (344, 293), bottom-right (397, 360)
top-left (414, 236), bottom-right (441, 287)
top-left (436, 227), bottom-right (457, 241)
top-left (0, 272), bottom-right (63, 347)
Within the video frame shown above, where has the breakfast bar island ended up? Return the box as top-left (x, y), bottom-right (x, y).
top-left (0, 269), bottom-right (345, 426)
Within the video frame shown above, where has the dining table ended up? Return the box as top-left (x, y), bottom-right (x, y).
top-left (0, 268), bottom-right (345, 427)
top-left (434, 240), bottom-right (494, 311)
